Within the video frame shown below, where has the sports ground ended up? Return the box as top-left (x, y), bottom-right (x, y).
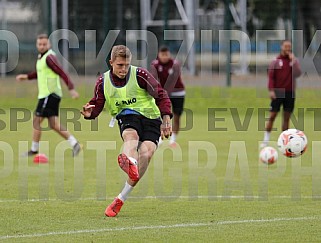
top-left (0, 76), bottom-right (321, 242)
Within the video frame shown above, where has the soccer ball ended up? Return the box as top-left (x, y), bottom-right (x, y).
top-left (259, 146), bottom-right (278, 164)
top-left (277, 129), bottom-right (307, 158)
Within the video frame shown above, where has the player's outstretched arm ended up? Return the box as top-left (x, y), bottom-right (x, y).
top-left (16, 74), bottom-right (28, 81)
top-left (69, 89), bottom-right (79, 99)
top-left (80, 76), bottom-right (106, 120)
top-left (16, 71), bottom-right (37, 81)
top-left (80, 103), bottom-right (95, 118)
top-left (46, 54), bottom-right (78, 97)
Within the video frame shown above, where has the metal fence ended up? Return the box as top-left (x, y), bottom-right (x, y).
top-left (1, 0), bottom-right (319, 76)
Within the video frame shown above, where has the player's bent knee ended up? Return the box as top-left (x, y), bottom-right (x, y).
top-left (122, 129), bottom-right (139, 142)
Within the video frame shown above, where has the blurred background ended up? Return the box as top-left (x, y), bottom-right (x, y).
top-left (0, 0), bottom-right (321, 84)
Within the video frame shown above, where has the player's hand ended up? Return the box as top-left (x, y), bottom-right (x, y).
top-left (81, 103), bottom-right (95, 118)
top-left (269, 90), bottom-right (276, 100)
top-left (288, 53), bottom-right (296, 62)
top-left (16, 74), bottom-right (28, 81)
top-left (161, 115), bottom-right (172, 139)
top-left (69, 89), bottom-right (79, 99)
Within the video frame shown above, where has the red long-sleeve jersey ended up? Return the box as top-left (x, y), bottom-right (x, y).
top-left (27, 50), bottom-right (74, 90)
top-left (150, 58), bottom-right (185, 95)
top-left (268, 54), bottom-right (301, 92)
top-left (86, 67), bottom-right (172, 119)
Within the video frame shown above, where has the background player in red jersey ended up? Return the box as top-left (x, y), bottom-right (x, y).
top-left (150, 46), bottom-right (185, 146)
top-left (261, 40), bottom-right (302, 147)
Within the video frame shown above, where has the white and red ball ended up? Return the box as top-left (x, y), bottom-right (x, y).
top-left (277, 129), bottom-right (307, 158)
top-left (260, 146), bottom-right (278, 164)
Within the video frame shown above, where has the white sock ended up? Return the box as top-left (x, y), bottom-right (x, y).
top-left (31, 141), bottom-right (39, 152)
top-left (68, 135), bottom-right (78, 147)
top-left (170, 133), bottom-right (177, 143)
top-left (263, 131), bottom-right (271, 143)
top-left (117, 181), bottom-right (134, 202)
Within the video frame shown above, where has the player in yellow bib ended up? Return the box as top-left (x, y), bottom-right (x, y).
top-left (16, 34), bottom-right (81, 156)
top-left (81, 45), bottom-right (172, 217)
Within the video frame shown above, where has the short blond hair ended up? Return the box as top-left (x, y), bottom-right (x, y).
top-left (111, 45), bottom-right (132, 61)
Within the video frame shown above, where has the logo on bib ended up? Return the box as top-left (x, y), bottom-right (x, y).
top-left (115, 98), bottom-right (137, 106)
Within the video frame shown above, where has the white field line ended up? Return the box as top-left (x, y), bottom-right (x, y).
top-left (0, 195), bottom-right (320, 203)
top-left (0, 217), bottom-right (318, 240)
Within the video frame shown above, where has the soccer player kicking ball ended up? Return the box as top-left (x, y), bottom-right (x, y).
top-left (81, 45), bottom-right (172, 217)
top-left (150, 46), bottom-right (185, 146)
top-left (261, 40), bottom-right (302, 147)
top-left (16, 34), bottom-right (81, 156)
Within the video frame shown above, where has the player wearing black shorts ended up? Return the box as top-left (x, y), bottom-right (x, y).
top-left (117, 114), bottom-right (162, 146)
top-left (81, 45), bottom-right (172, 217)
top-left (150, 46), bottom-right (185, 146)
top-left (16, 34), bottom-right (81, 156)
top-left (35, 93), bottom-right (61, 117)
top-left (170, 96), bottom-right (185, 116)
top-left (261, 40), bottom-right (301, 147)
top-left (270, 91), bottom-right (295, 113)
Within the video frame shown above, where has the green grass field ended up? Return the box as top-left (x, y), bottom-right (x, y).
top-left (1, 80), bottom-right (321, 242)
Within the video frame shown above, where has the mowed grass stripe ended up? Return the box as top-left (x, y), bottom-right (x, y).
top-left (0, 217), bottom-right (318, 240)
top-left (0, 195), bottom-right (320, 203)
